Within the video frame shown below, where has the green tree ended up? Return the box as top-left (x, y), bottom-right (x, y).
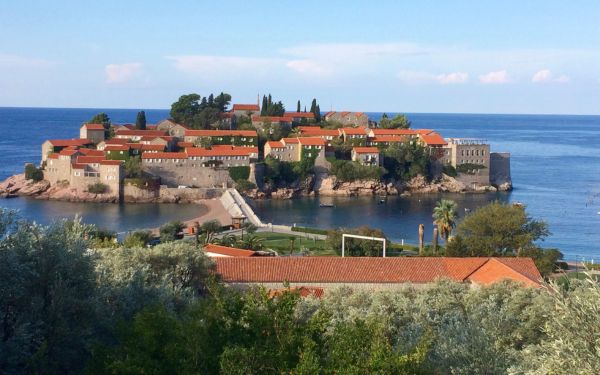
top-left (24, 163), bottom-right (43, 181)
top-left (432, 199), bottom-right (458, 242)
top-left (328, 226), bottom-right (388, 256)
top-left (237, 234), bottom-right (264, 251)
top-left (380, 114), bottom-right (411, 129)
top-left (297, 100), bottom-right (301, 112)
top-left (123, 230), bottom-right (153, 248)
top-left (124, 156), bottom-right (142, 178)
top-left (456, 202), bottom-right (549, 256)
top-left (201, 220), bottom-right (223, 244)
top-left (135, 110), bottom-right (147, 130)
top-left (159, 220), bottom-right (185, 243)
top-left (383, 141), bottom-right (431, 181)
top-left (87, 112), bottom-right (111, 128)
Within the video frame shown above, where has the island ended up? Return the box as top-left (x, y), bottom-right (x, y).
top-left (0, 93), bottom-right (512, 206)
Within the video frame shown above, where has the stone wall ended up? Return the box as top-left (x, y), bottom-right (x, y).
top-left (490, 152), bottom-right (512, 187)
top-left (142, 163), bottom-right (234, 188)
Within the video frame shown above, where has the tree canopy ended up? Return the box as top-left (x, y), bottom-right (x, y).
top-left (135, 110), bottom-right (147, 130)
top-left (379, 113), bottom-right (411, 129)
top-left (170, 92), bottom-right (231, 129)
top-left (260, 94), bottom-right (285, 116)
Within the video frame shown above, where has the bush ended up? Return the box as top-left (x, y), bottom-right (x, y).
top-left (442, 164), bottom-right (457, 177)
top-left (235, 179), bottom-right (256, 192)
top-left (456, 163), bottom-right (486, 175)
top-left (123, 230), bottom-right (153, 248)
top-left (125, 177), bottom-right (160, 190)
top-left (88, 182), bottom-right (108, 194)
top-left (229, 166), bottom-right (250, 181)
top-left (291, 226), bottom-right (328, 235)
top-left (159, 221), bottom-right (185, 243)
top-left (24, 163), bottom-right (43, 181)
top-left (329, 159), bottom-right (384, 182)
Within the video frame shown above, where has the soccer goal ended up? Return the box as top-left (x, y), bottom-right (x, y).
top-left (341, 233), bottom-right (387, 257)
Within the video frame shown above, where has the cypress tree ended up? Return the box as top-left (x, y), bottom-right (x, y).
top-left (297, 100), bottom-right (301, 112)
top-left (135, 111), bottom-right (146, 130)
top-left (261, 95), bottom-right (268, 116)
top-left (315, 104), bottom-right (321, 122)
top-left (310, 98), bottom-right (317, 114)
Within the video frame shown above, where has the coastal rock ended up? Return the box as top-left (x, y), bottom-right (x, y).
top-left (496, 181), bottom-right (513, 191)
top-left (316, 176), bottom-right (399, 197)
top-left (0, 174), bottom-right (51, 197)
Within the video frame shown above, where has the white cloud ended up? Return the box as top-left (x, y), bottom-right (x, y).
top-left (532, 69), bottom-right (570, 83)
top-left (397, 70), bottom-right (468, 85)
top-left (105, 63), bottom-right (142, 84)
top-left (479, 70), bottom-right (511, 84)
top-left (286, 59), bottom-right (331, 76)
top-left (436, 72), bottom-right (469, 84)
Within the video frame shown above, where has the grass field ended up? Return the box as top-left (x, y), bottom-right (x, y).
top-left (254, 232), bottom-right (337, 256)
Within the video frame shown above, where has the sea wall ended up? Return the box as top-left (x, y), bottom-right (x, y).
top-left (124, 183), bottom-right (224, 203)
top-left (142, 164), bottom-right (234, 188)
top-left (490, 152), bottom-right (512, 189)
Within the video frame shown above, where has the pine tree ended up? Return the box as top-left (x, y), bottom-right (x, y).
top-left (135, 111), bottom-right (147, 130)
top-left (297, 100), bottom-right (301, 112)
top-left (208, 94), bottom-right (214, 107)
top-left (315, 104), bottom-right (321, 122)
top-left (310, 98), bottom-right (317, 114)
top-left (304, 105), bottom-right (307, 112)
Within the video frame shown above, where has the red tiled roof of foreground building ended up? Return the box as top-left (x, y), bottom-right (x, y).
top-left (104, 144), bottom-right (130, 152)
top-left (78, 148), bottom-right (104, 156)
top-left (298, 137), bottom-right (326, 146)
top-left (76, 156), bottom-right (105, 164)
top-left (415, 129), bottom-right (434, 135)
top-left (371, 129), bottom-right (416, 136)
top-left (213, 257), bottom-right (542, 287)
top-left (233, 104), bottom-right (260, 111)
top-left (353, 147), bottom-right (380, 154)
top-left (266, 141), bottom-right (285, 149)
top-left (203, 243), bottom-right (257, 257)
top-left (340, 127), bottom-right (368, 136)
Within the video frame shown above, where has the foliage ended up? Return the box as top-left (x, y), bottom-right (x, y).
top-left (455, 202), bottom-right (550, 256)
top-left (235, 179), bottom-right (256, 192)
top-left (87, 182), bottom-right (108, 194)
top-left (382, 141), bottom-right (432, 181)
top-left (228, 166), bottom-right (250, 181)
top-left (309, 98), bottom-right (321, 122)
top-left (159, 220), bottom-right (185, 243)
top-left (379, 113), bottom-right (411, 129)
top-left (135, 110), bottom-right (146, 130)
top-left (237, 234), bottom-right (264, 250)
top-left (442, 164), bottom-right (457, 177)
top-left (260, 94), bottom-right (285, 116)
top-left (170, 92), bottom-right (231, 129)
top-left (329, 159), bottom-right (385, 182)
top-left (328, 226), bottom-right (388, 256)
top-left (123, 230), bottom-right (153, 248)
top-left (291, 226), bottom-right (328, 235)
top-left (124, 155), bottom-right (142, 178)
top-left (263, 157), bottom-right (299, 186)
top-left (86, 112), bottom-right (111, 128)
top-left (88, 227), bottom-right (117, 248)
top-left (510, 277), bottom-right (600, 374)
top-left (456, 163), bottom-right (487, 175)
top-left (200, 220), bottom-right (223, 244)
top-left (432, 199), bottom-right (458, 241)
top-left (24, 163), bottom-right (44, 181)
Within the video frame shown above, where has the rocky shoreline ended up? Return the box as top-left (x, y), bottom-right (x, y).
top-left (246, 173), bottom-right (512, 200)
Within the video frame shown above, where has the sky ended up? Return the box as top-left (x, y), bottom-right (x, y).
top-left (1, 0), bottom-right (599, 114)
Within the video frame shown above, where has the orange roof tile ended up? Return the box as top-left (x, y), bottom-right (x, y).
top-left (284, 111), bottom-right (315, 118)
top-left (353, 147), bottom-right (380, 154)
top-left (186, 146), bottom-right (258, 157)
top-left (177, 141), bottom-right (194, 148)
top-left (298, 127), bottom-right (340, 136)
top-left (233, 104), bottom-right (260, 111)
top-left (203, 243), bottom-right (256, 257)
top-left (82, 123), bottom-right (105, 130)
top-left (214, 257), bottom-right (542, 286)
top-left (47, 153), bottom-right (59, 159)
top-left (76, 156), bottom-right (105, 164)
top-left (298, 137), bottom-right (326, 146)
top-left (371, 129), bottom-right (416, 136)
top-left (282, 138), bottom-right (300, 144)
top-left (78, 149), bottom-right (104, 156)
top-left (141, 144), bottom-right (166, 151)
top-left (341, 127), bottom-right (368, 136)
top-left (104, 145), bottom-right (130, 152)
top-left (47, 139), bottom-right (92, 147)
top-left (266, 141), bottom-right (285, 149)
top-left (419, 133), bottom-right (447, 146)
top-left (104, 138), bottom-right (129, 145)
top-left (415, 129), bottom-right (434, 135)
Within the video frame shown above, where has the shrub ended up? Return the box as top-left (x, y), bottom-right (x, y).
top-left (329, 159), bottom-right (384, 182)
top-left (229, 166), bottom-right (250, 181)
top-left (123, 230), bottom-right (153, 248)
top-left (24, 163), bottom-right (43, 181)
top-left (159, 221), bottom-right (185, 243)
top-left (442, 164), bottom-right (458, 177)
top-left (235, 179), bottom-right (256, 192)
top-left (456, 163), bottom-right (486, 175)
top-left (291, 226), bottom-right (328, 235)
top-left (88, 182), bottom-right (108, 194)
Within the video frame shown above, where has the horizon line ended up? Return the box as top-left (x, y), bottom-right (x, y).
top-left (0, 105), bottom-right (599, 117)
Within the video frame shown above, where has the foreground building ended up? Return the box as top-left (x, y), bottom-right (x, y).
top-left (214, 257), bottom-right (543, 292)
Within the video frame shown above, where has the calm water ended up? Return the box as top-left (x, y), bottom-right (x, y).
top-left (1, 108), bottom-right (599, 258)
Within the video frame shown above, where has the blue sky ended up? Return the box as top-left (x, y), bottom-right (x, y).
top-left (1, 0), bottom-right (599, 114)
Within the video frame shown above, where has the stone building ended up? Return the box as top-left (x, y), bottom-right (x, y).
top-left (184, 129), bottom-right (258, 147)
top-left (264, 137), bottom-right (326, 166)
top-left (41, 139), bottom-right (93, 163)
top-left (250, 115), bottom-right (293, 128)
top-left (155, 119), bottom-right (188, 138)
top-left (79, 123), bottom-right (105, 144)
top-left (339, 127), bottom-right (369, 143)
top-left (114, 129), bottom-right (167, 142)
top-left (232, 104), bottom-right (260, 117)
top-left (441, 138), bottom-right (491, 185)
top-left (323, 111), bottom-right (369, 127)
top-left (351, 147), bottom-right (381, 166)
top-left (283, 111), bottom-right (315, 123)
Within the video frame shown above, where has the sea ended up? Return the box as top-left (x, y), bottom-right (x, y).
top-left (1, 107), bottom-right (599, 260)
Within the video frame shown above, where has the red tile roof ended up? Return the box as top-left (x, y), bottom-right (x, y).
top-left (99, 160), bottom-right (124, 165)
top-left (186, 146), bottom-right (258, 157)
top-left (298, 127), bottom-right (340, 136)
top-left (233, 104), bottom-right (260, 111)
top-left (281, 138), bottom-right (300, 144)
top-left (185, 129), bottom-right (258, 137)
top-left (82, 123), bottom-right (105, 130)
top-left (103, 138), bottom-right (129, 145)
top-left (177, 141), bottom-right (194, 148)
top-left (141, 144), bottom-right (166, 151)
top-left (141, 152), bottom-right (187, 160)
top-left (284, 111), bottom-right (315, 119)
top-left (298, 137), bottom-right (326, 146)
top-left (251, 116), bottom-right (294, 123)
top-left (46, 139), bottom-right (92, 147)
top-left (371, 129), bottom-right (416, 136)
top-left (76, 156), bottom-right (105, 164)
top-left (415, 129), bottom-right (434, 135)
top-left (203, 243), bottom-right (256, 257)
top-left (59, 149), bottom-right (80, 156)
top-left (353, 147), bottom-right (380, 154)
top-left (47, 153), bottom-right (59, 159)
top-left (78, 149), bottom-right (105, 156)
top-left (266, 141), bottom-right (285, 149)
top-left (419, 133), bottom-right (447, 146)
top-left (213, 257), bottom-right (542, 286)
top-left (104, 145), bottom-right (130, 152)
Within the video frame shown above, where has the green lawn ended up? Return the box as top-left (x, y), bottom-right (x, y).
top-left (254, 232), bottom-right (337, 256)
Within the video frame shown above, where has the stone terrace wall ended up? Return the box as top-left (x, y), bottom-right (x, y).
top-left (490, 152), bottom-right (511, 187)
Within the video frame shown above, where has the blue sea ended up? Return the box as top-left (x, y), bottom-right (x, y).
top-left (1, 107), bottom-right (599, 259)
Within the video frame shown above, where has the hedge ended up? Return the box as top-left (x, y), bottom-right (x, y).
top-left (229, 166), bottom-right (250, 181)
top-left (88, 182), bottom-right (108, 194)
top-left (291, 226), bottom-right (328, 235)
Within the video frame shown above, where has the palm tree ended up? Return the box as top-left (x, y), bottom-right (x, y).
top-left (432, 227), bottom-right (438, 253)
top-left (418, 224), bottom-right (425, 255)
top-left (212, 234), bottom-right (236, 247)
top-left (238, 235), bottom-right (264, 251)
top-left (289, 236), bottom-right (296, 255)
top-left (432, 199), bottom-right (458, 242)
